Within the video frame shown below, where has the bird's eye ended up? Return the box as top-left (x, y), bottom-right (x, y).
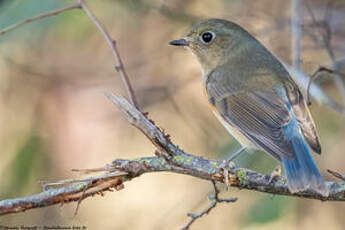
top-left (200, 31), bottom-right (215, 44)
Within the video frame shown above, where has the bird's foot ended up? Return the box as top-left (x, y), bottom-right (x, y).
top-left (219, 147), bottom-right (246, 189)
top-left (268, 164), bottom-right (281, 184)
top-left (219, 159), bottom-right (237, 189)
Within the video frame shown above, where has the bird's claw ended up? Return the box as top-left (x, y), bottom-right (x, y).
top-left (219, 160), bottom-right (236, 189)
top-left (268, 164), bottom-right (281, 184)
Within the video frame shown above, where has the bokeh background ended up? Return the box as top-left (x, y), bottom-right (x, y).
top-left (1, 0), bottom-right (345, 229)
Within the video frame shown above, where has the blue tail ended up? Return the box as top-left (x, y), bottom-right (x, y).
top-left (281, 134), bottom-right (328, 196)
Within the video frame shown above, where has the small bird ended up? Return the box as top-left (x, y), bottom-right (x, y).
top-left (169, 18), bottom-right (328, 196)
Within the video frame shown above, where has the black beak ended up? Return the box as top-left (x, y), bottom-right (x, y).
top-left (169, 38), bottom-right (189, 46)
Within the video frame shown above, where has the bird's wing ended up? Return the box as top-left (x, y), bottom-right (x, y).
top-left (285, 84), bottom-right (321, 154)
top-left (207, 81), bottom-right (296, 160)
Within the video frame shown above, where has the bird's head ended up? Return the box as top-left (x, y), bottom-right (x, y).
top-left (169, 18), bottom-right (252, 74)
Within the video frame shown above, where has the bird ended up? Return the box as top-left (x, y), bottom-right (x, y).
top-left (169, 18), bottom-right (328, 196)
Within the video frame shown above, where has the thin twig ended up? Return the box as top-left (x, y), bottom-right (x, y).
top-left (305, 0), bottom-right (345, 104)
top-left (307, 67), bottom-right (325, 106)
top-left (283, 62), bottom-right (345, 115)
top-left (0, 4), bottom-right (82, 35)
top-left (327, 169), bottom-right (345, 181)
top-left (181, 181), bottom-right (237, 230)
top-left (305, 0), bottom-right (334, 60)
top-left (74, 180), bottom-right (92, 217)
top-left (307, 66), bottom-right (345, 106)
top-left (72, 165), bottom-right (115, 174)
top-left (39, 171), bottom-right (127, 190)
top-left (78, 0), bottom-right (139, 108)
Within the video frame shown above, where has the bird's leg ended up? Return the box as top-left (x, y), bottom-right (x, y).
top-left (220, 146), bottom-right (246, 168)
top-left (268, 164), bottom-right (282, 184)
top-left (226, 146), bottom-right (246, 163)
top-left (219, 146), bottom-right (246, 188)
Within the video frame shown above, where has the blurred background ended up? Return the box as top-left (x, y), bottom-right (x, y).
top-left (0, 0), bottom-right (345, 229)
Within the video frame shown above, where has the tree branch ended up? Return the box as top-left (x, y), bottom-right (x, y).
top-left (0, 4), bottom-right (82, 35)
top-left (105, 94), bottom-right (345, 203)
top-left (0, 171), bottom-right (127, 215)
top-left (328, 169), bottom-right (345, 182)
top-left (306, 66), bottom-right (345, 106)
top-left (78, 0), bottom-right (139, 108)
top-left (1, 95), bottom-right (344, 216)
top-left (181, 181), bottom-right (237, 230)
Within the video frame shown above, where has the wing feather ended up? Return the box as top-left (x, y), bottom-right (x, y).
top-left (210, 88), bottom-right (295, 160)
top-left (206, 64), bottom-right (321, 158)
top-left (285, 85), bottom-right (321, 154)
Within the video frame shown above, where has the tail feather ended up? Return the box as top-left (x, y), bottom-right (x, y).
top-left (282, 135), bottom-right (329, 196)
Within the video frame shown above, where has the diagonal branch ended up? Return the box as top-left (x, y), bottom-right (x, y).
top-left (0, 4), bottom-right (82, 35)
top-left (180, 181), bottom-right (237, 230)
top-left (306, 66), bottom-right (345, 106)
top-left (78, 0), bottom-right (138, 108)
top-left (328, 169), bottom-right (345, 182)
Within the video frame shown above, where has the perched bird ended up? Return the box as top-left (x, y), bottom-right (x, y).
top-left (169, 18), bottom-right (328, 196)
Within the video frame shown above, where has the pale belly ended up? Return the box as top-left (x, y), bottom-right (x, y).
top-left (213, 111), bottom-right (257, 151)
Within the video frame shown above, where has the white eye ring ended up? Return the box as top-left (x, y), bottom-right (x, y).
top-left (200, 31), bottom-right (216, 44)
